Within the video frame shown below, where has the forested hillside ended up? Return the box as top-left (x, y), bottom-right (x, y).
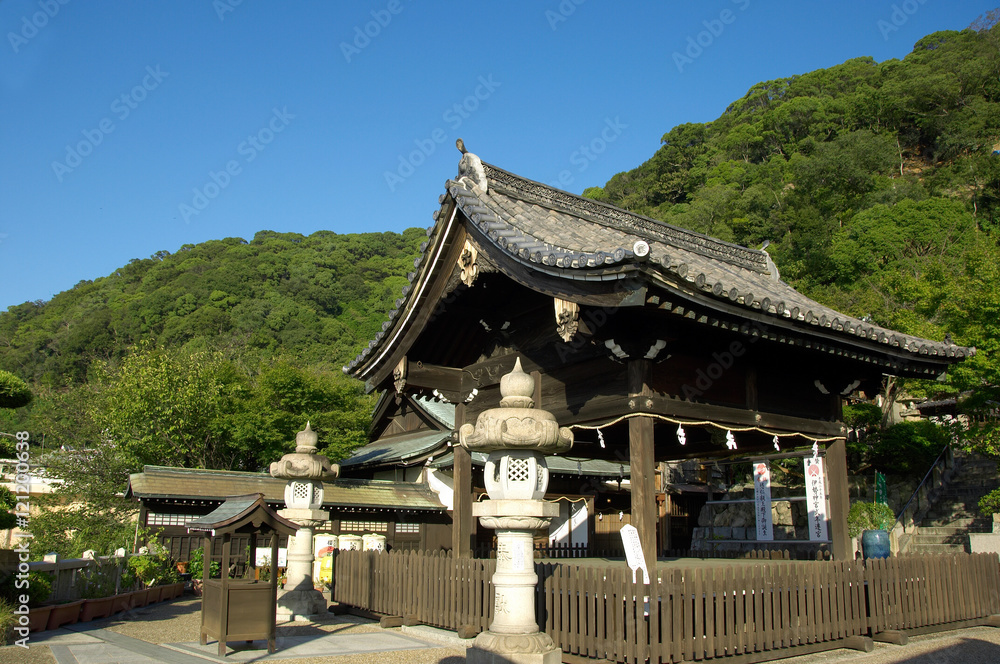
top-left (1, 229), bottom-right (427, 385)
top-left (586, 25), bottom-right (1000, 407)
top-left (0, 229), bottom-right (426, 467)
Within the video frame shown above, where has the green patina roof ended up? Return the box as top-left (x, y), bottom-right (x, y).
top-left (340, 429), bottom-right (450, 469)
top-left (415, 396), bottom-right (455, 429)
top-left (127, 466), bottom-right (445, 511)
top-left (428, 451), bottom-right (630, 478)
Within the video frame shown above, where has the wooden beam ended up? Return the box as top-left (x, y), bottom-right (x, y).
top-left (452, 403), bottom-right (473, 557)
top-left (405, 361), bottom-right (474, 398)
top-left (826, 438), bottom-right (851, 561)
top-left (628, 359), bottom-right (657, 574)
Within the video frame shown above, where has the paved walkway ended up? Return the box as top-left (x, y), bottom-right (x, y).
top-left (1, 597), bottom-right (467, 664)
top-left (4, 595), bottom-right (1000, 664)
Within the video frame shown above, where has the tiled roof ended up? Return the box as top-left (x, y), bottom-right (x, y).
top-left (345, 152), bottom-right (974, 381)
top-left (340, 429), bottom-right (450, 469)
top-left (127, 466), bottom-right (445, 511)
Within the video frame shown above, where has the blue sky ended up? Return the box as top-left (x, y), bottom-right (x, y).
top-left (0, 0), bottom-right (992, 311)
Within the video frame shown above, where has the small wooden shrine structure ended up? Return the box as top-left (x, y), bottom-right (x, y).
top-left (344, 144), bottom-right (973, 569)
top-left (187, 493), bottom-right (298, 656)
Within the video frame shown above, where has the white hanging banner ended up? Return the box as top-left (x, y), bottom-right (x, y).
top-left (804, 457), bottom-right (829, 541)
top-left (753, 461), bottom-right (773, 541)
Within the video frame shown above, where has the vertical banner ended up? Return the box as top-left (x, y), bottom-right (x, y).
top-left (875, 470), bottom-right (888, 506)
top-left (754, 461), bottom-right (773, 541)
top-left (804, 457), bottom-right (829, 541)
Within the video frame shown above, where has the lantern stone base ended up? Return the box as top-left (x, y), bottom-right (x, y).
top-left (467, 632), bottom-right (561, 664)
top-left (276, 588), bottom-right (328, 622)
top-left (472, 499), bottom-right (559, 529)
top-left (276, 507), bottom-right (330, 621)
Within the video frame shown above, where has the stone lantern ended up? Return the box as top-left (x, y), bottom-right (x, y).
top-left (460, 358), bottom-right (573, 664)
top-left (269, 422), bottom-right (339, 621)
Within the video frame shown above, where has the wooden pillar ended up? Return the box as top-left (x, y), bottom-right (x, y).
top-left (628, 359), bottom-right (657, 574)
top-left (452, 402), bottom-right (473, 557)
top-left (826, 437), bottom-right (851, 560)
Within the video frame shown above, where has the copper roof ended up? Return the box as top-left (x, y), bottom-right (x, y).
top-left (127, 466), bottom-right (445, 511)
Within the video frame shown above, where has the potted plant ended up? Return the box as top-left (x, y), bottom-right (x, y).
top-left (2, 571), bottom-right (53, 632)
top-left (127, 548), bottom-right (181, 605)
top-left (848, 501), bottom-right (896, 559)
top-left (79, 559), bottom-right (122, 622)
top-left (188, 547), bottom-right (220, 596)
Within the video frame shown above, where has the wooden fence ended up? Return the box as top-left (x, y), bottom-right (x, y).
top-left (473, 543), bottom-right (830, 561)
top-left (335, 550), bottom-right (1000, 663)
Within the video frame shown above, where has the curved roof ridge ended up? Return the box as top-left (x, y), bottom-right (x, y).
top-left (481, 161), bottom-right (771, 274)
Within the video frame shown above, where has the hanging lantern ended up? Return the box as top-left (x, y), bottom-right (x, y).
top-left (676, 423), bottom-right (686, 445)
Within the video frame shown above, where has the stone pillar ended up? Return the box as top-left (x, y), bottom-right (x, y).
top-left (270, 423), bottom-right (339, 621)
top-left (461, 358), bottom-right (573, 664)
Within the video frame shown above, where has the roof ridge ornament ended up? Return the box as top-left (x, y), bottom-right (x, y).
top-left (456, 138), bottom-right (488, 195)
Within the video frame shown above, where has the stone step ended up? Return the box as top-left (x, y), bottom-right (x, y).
top-left (912, 534), bottom-right (969, 546)
top-left (909, 542), bottom-right (968, 554)
top-left (917, 525), bottom-right (986, 536)
top-left (922, 516), bottom-right (980, 528)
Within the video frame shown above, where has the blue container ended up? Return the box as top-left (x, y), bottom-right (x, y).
top-left (861, 529), bottom-right (891, 559)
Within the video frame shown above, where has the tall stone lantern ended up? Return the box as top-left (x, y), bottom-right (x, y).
top-left (269, 422), bottom-right (339, 621)
top-left (460, 358), bottom-right (573, 664)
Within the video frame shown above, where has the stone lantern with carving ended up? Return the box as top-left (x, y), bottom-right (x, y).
top-left (460, 358), bottom-right (572, 664)
top-left (269, 422), bottom-right (339, 620)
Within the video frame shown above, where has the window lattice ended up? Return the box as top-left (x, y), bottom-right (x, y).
top-left (341, 520), bottom-right (388, 533)
top-left (146, 512), bottom-right (190, 526)
top-left (508, 457), bottom-right (530, 482)
top-left (293, 483), bottom-right (310, 500)
top-left (395, 523), bottom-right (420, 533)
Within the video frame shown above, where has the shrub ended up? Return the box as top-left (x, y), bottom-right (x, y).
top-left (0, 370), bottom-right (32, 409)
top-left (0, 570), bottom-right (51, 607)
top-left (127, 542), bottom-right (180, 588)
top-left (978, 488), bottom-right (1000, 517)
top-left (0, 598), bottom-right (15, 646)
top-left (188, 547), bottom-right (220, 580)
top-left (847, 501), bottom-right (896, 538)
top-left (80, 558), bottom-right (125, 599)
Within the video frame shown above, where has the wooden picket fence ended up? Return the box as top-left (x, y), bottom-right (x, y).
top-left (334, 550), bottom-right (1000, 663)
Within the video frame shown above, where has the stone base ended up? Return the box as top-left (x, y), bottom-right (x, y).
top-left (466, 631), bottom-right (562, 664)
top-left (276, 587), bottom-right (327, 621)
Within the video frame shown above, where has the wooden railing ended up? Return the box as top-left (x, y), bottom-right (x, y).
top-left (335, 550), bottom-right (1000, 663)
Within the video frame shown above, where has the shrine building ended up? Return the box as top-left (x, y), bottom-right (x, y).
top-left (341, 145), bottom-right (973, 569)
